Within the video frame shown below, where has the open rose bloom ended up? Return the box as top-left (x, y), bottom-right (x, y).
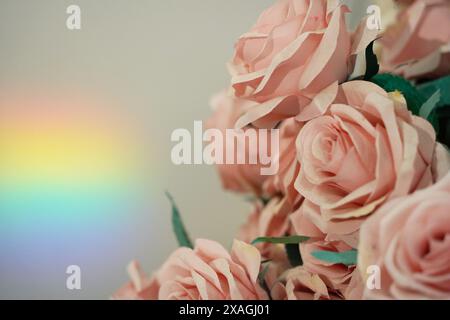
top-left (115, 0), bottom-right (450, 301)
top-left (229, 0), bottom-right (378, 129)
top-left (114, 239), bottom-right (268, 300)
top-left (359, 172), bottom-right (450, 299)
top-left (294, 81), bottom-right (449, 247)
top-left (206, 90), bottom-right (270, 195)
top-left (379, 0), bottom-right (450, 79)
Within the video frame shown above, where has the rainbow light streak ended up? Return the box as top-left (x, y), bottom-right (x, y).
top-left (0, 92), bottom-right (153, 288)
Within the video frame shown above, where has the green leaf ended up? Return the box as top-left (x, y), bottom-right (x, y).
top-left (285, 243), bottom-right (303, 267)
top-left (417, 76), bottom-right (450, 140)
top-left (419, 90), bottom-right (442, 132)
top-left (370, 73), bottom-right (426, 115)
top-left (311, 249), bottom-right (358, 266)
top-left (363, 40), bottom-right (379, 80)
top-left (251, 235), bottom-right (309, 245)
top-left (417, 75), bottom-right (450, 108)
top-left (435, 107), bottom-right (450, 148)
top-left (165, 191), bottom-right (193, 249)
top-left (251, 235), bottom-right (309, 267)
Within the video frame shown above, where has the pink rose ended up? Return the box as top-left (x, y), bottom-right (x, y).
top-left (206, 90), bottom-right (270, 195)
top-left (112, 261), bottom-right (159, 300)
top-left (237, 197), bottom-right (294, 252)
top-left (271, 266), bottom-right (340, 300)
top-left (237, 197), bottom-right (296, 290)
top-left (380, 0), bottom-right (450, 79)
top-left (291, 207), bottom-right (364, 298)
top-left (229, 0), bottom-right (377, 128)
top-left (343, 269), bottom-right (365, 300)
top-left (262, 118), bottom-right (303, 204)
top-left (300, 239), bottom-right (358, 296)
top-left (358, 171), bottom-right (450, 299)
top-left (115, 239), bottom-right (268, 300)
top-left (207, 91), bottom-right (305, 200)
top-left (294, 80), bottom-right (450, 246)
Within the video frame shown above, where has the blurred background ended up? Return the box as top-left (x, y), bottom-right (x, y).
top-left (0, 0), bottom-right (376, 299)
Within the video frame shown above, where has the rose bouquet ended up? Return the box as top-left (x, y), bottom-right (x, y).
top-left (114, 0), bottom-right (450, 300)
